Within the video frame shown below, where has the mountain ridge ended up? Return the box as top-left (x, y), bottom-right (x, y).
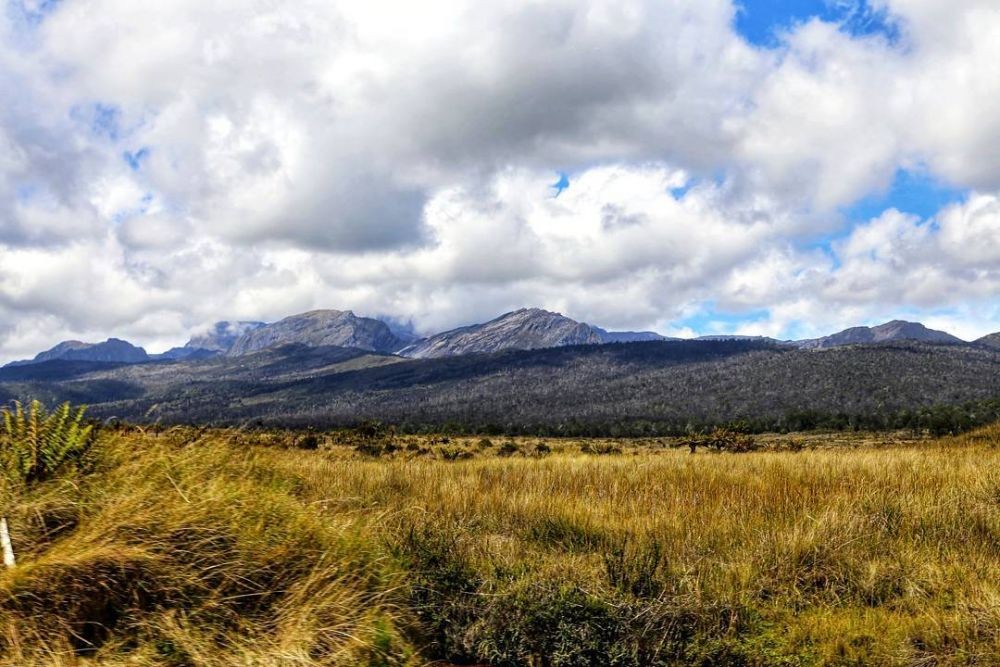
top-left (5, 309), bottom-right (990, 366)
top-left (2, 338), bottom-right (997, 434)
top-left (796, 320), bottom-right (965, 350)
top-left (398, 308), bottom-right (605, 358)
top-left (6, 338), bottom-right (149, 367)
top-left (976, 332), bottom-right (1000, 349)
top-left (227, 310), bottom-right (405, 356)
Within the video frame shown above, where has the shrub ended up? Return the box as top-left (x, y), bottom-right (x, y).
top-left (692, 428), bottom-right (759, 454)
top-left (356, 441), bottom-right (398, 457)
top-left (439, 447), bottom-right (474, 461)
top-left (355, 420), bottom-right (391, 441)
top-left (353, 421), bottom-right (399, 457)
top-left (0, 401), bottom-right (95, 486)
top-left (296, 433), bottom-right (321, 450)
top-left (497, 442), bottom-right (520, 457)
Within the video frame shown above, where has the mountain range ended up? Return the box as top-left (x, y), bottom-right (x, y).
top-left (0, 306), bottom-right (996, 432)
top-left (0, 336), bottom-right (996, 434)
top-left (8, 308), bottom-right (994, 367)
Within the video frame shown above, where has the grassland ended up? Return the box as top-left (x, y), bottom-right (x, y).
top-left (0, 424), bottom-right (999, 665)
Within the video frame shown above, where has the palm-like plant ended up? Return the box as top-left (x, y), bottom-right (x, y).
top-left (1, 400), bottom-right (94, 485)
top-left (0, 400), bottom-right (95, 567)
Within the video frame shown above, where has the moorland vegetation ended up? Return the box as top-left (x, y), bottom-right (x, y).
top-left (0, 405), bottom-right (998, 665)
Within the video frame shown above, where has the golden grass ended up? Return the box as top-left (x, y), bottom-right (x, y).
top-left (0, 423), bottom-right (998, 665)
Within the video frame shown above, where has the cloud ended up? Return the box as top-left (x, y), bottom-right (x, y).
top-left (0, 0), bottom-right (998, 360)
top-left (738, 0), bottom-right (1000, 207)
top-left (26, 0), bottom-right (764, 252)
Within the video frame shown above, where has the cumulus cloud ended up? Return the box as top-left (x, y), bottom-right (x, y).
top-left (0, 0), bottom-right (998, 360)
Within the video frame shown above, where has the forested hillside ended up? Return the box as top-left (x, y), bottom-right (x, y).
top-left (1, 340), bottom-right (997, 435)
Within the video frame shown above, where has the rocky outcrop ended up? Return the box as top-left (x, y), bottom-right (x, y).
top-left (399, 308), bottom-right (605, 358)
top-left (797, 320), bottom-right (964, 350)
top-left (593, 327), bottom-right (669, 343)
top-left (227, 310), bottom-right (404, 356)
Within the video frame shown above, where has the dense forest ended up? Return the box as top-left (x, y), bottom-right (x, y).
top-left (1, 339), bottom-right (997, 436)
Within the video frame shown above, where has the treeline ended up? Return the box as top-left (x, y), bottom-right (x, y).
top-left (345, 397), bottom-right (1000, 438)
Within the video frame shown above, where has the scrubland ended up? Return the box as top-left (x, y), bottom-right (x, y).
top-left (1, 422), bottom-right (999, 666)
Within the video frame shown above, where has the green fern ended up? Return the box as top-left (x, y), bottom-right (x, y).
top-left (0, 400), bottom-right (94, 486)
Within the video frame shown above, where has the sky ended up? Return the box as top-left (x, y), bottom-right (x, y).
top-left (0, 0), bottom-right (999, 360)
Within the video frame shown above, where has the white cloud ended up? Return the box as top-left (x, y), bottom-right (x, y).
top-left (0, 0), bottom-right (998, 360)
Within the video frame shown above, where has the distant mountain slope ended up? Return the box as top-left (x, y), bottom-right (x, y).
top-left (796, 320), bottom-right (964, 349)
top-left (399, 308), bottom-right (605, 358)
top-left (7, 338), bottom-right (149, 367)
top-left (154, 347), bottom-right (221, 361)
top-left (186, 321), bottom-right (266, 353)
top-left (697, 335), bottom-right (787, 344)
top-left (3, 340), bottom-right (998, 433)
top-left (976, 332), bottom-right (1000, 349)
top-left (227, 310), bottom-right (405, 356)
top-left (592, 327), bottom-right (670, 343)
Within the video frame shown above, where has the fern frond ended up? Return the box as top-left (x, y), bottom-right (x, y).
top-left (0, 400), bottom-right (94, 486)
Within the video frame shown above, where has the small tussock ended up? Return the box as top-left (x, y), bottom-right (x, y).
top-left (0, 543), bottom-right (175, 651)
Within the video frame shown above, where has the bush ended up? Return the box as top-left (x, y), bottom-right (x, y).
top-left (0, 401), bottom-right (95, 486)
top-left (688, 428), bottom-right (759, 454)
top-left (353, 420), bottom-right (398, 457)
top-left (356, 441), bottom-right (398, 457)
top-left (296, 433), bottom-right (321, 450)
top-left (497, 442), bottom-right (520, 457)
top-left (355, 420), bottom-right (391, 441)
top-left (439, 447), bottom-right (474, 461)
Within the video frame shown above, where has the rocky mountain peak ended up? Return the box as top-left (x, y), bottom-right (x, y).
top-left (398, 308), bottom-right (604, 359)
top-left (7, 338), bottom-right (149, 366)
top-left (797, 320), bottom-right (964, 350)
top-left (226, 309), bottom-right (404, 356)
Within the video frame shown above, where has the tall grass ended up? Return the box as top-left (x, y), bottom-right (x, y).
top-left (0, 422), bottom-right (998, 665)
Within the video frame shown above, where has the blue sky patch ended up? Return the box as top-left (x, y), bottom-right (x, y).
top-left (677, 306), bottom-right (775, 337)
top-left (843, 169), bottom-right (966, 222)
top-left (670, 181), bottom-right (694, 201)
top-left (735, 0), bottom-right (900, 48)
top-left (124, 147), bottom-right (150, 171)
top-left (551, 172), bottom-right (570, 197)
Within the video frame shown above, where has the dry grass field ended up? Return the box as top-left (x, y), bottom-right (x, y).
top-left (0, 422), bottom-right (998, 666)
